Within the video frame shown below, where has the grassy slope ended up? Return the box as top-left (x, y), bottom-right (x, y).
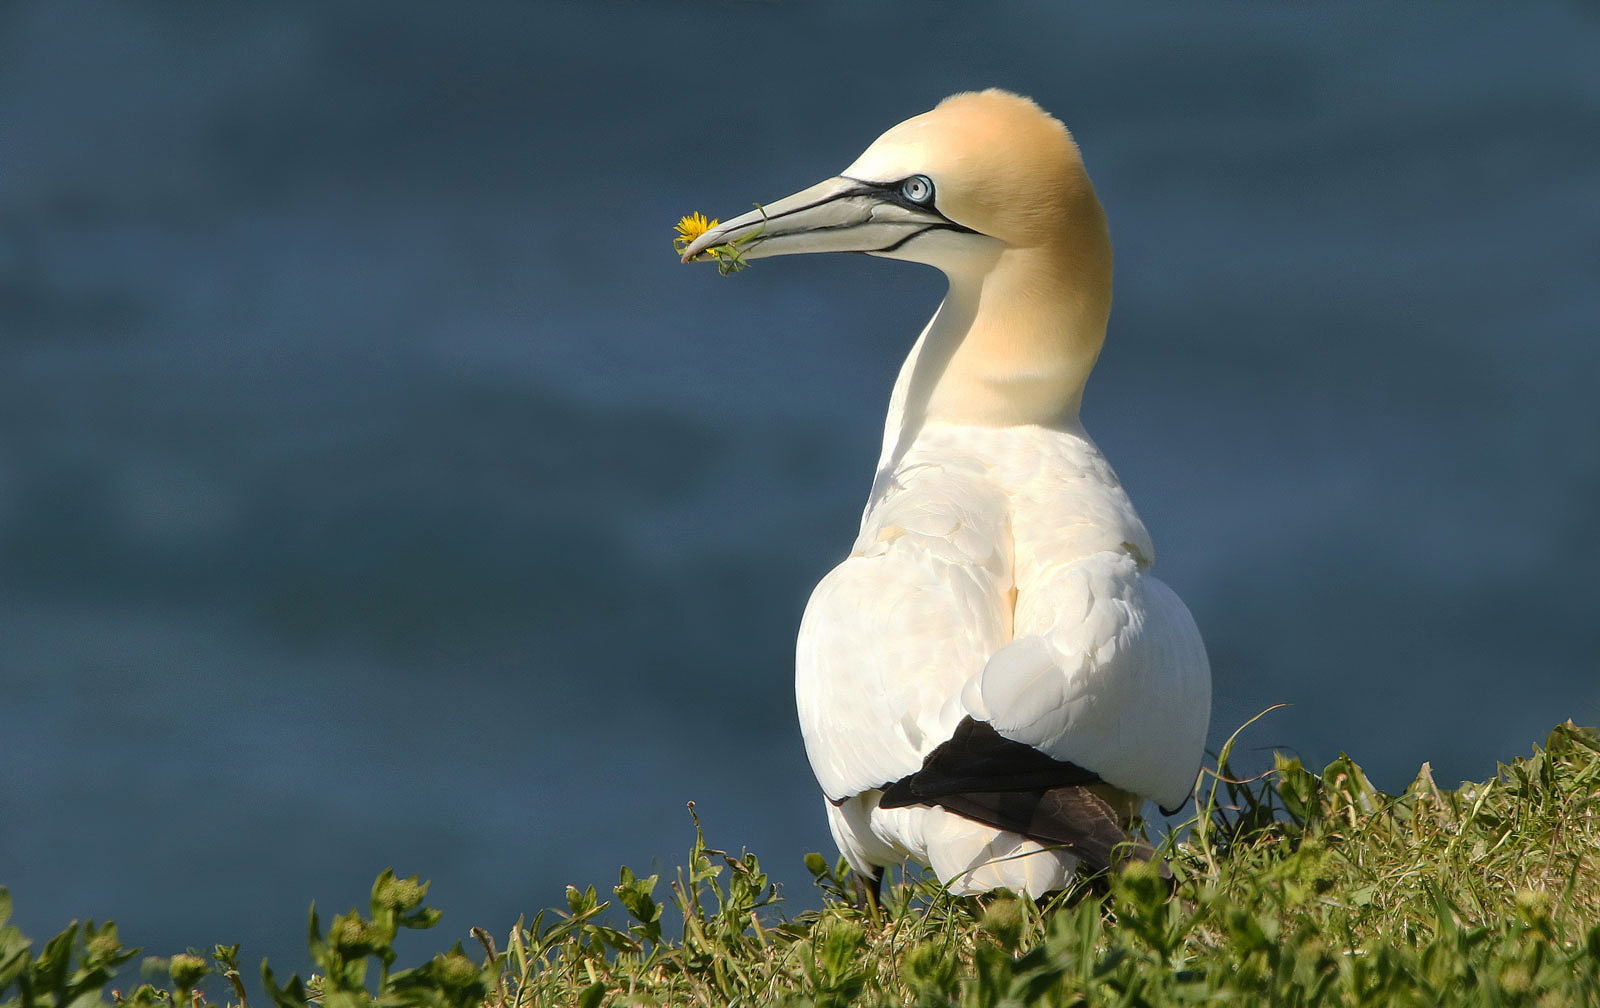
top-left (4, 722), bottom-right (1598, 1008)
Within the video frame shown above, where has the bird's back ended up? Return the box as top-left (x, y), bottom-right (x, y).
top-left (796, 420), bottom-right (1209, 893)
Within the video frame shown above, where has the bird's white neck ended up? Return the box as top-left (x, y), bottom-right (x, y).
top-left (874, 244), bottom-right (1111, 477)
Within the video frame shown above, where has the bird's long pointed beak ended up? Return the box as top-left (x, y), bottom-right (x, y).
top-left (680, 176), bottom-right (958, 264)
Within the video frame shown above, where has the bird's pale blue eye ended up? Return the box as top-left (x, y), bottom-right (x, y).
top-left (900, 175), bottom-right (934, 205)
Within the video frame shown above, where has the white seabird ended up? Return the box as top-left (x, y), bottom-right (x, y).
top-left (681, 90), bottom-right (1211, 899)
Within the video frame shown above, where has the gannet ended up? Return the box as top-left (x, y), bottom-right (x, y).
top-left (681, 90), bottom-right (1211, 899)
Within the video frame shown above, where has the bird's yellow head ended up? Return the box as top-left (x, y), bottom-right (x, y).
top-left (678, 89), bottom-right (1109, 283)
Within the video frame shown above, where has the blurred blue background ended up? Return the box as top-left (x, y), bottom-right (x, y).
top-left (3, 0), bottom-right (1597, 978)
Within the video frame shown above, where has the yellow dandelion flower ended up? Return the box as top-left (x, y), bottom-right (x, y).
top-left (673, 212), bottom-right (718, 257)
top-left (673, 207), bottom-right (761, 275)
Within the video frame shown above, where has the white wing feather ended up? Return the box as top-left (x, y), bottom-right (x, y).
top-left (972, 553), bottom-right (1210, 810)
top-left (796, 458), bottom-right (1010, 801)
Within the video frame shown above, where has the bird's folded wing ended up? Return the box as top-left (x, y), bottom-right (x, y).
top-left (796, 475), bottom-right (1013, 803)
top-left (969, 551), bottom-right (1211, 812)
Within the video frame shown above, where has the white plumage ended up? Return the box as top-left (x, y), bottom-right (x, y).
top-left (682, 90), bottom-right (1211, 896)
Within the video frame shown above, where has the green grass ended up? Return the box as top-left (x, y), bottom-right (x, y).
top-left (4, 721), bottom-right (1598, 1008)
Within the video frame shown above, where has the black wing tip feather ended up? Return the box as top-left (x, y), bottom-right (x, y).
top-left (877, 777), bottom-right (916, 809)
top-left (871, 717), bottom-right (1168, 877)
top-left (879, 717), bottom-right (1106, 809)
